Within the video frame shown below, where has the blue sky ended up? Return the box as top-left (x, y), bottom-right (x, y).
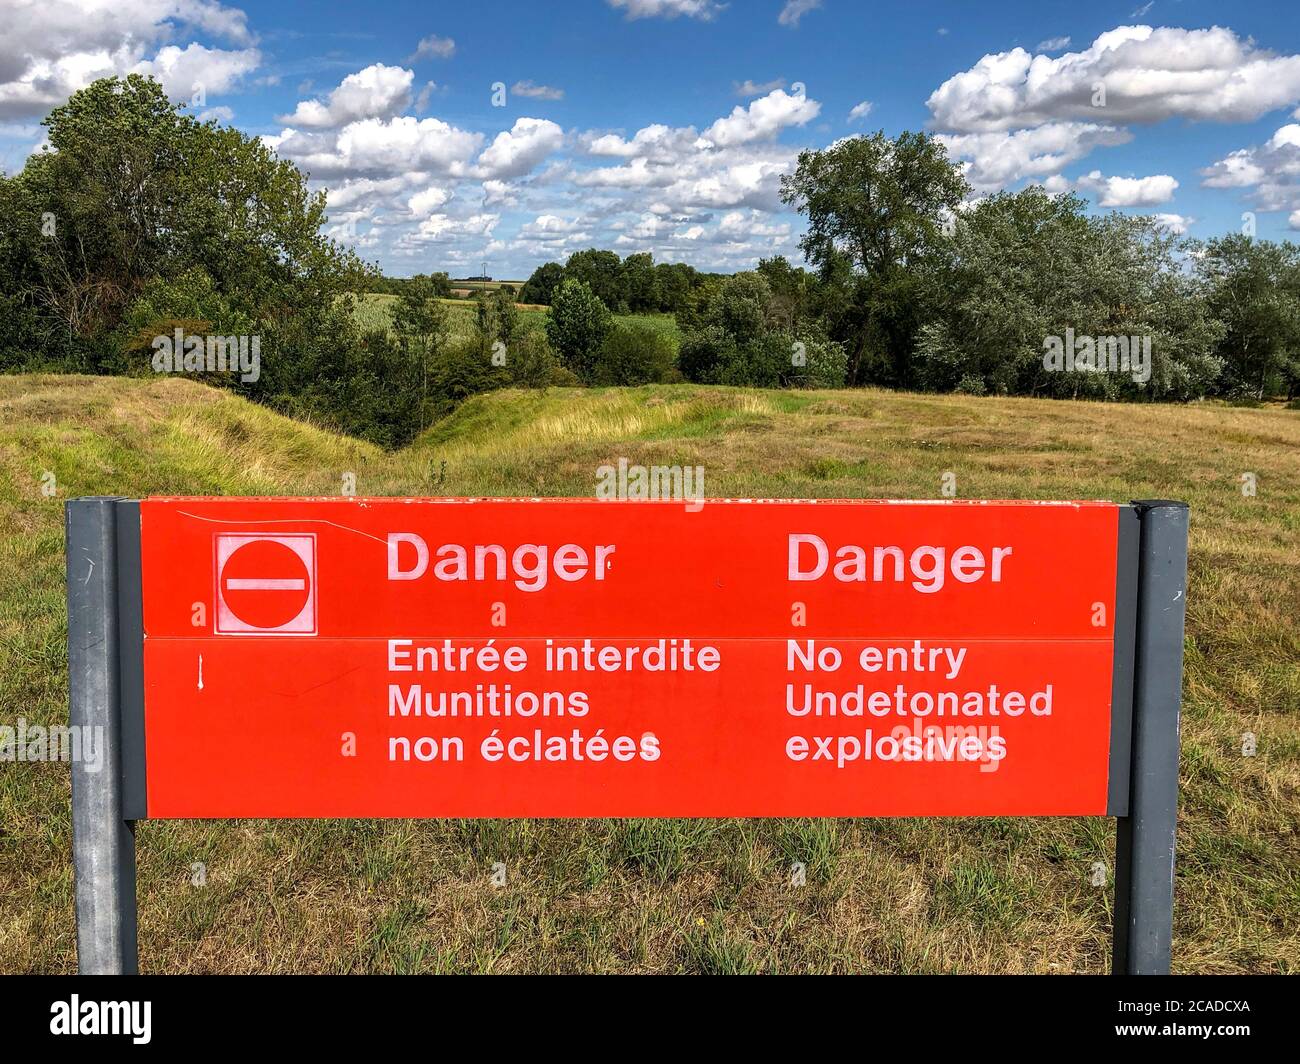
top-left (3, 0), bottom-right (1300, 278)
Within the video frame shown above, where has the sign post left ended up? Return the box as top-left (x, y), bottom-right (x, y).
top-left (65, 497), bottom-right (139, 974)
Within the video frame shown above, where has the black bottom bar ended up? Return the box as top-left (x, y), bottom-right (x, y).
top-left (2, 974), bottom-right (1283, 1050)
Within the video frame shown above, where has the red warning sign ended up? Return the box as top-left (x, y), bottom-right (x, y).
top-left (135, 498), bottom-right (1131, 819)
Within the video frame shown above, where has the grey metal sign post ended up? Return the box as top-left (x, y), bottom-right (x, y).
top-left (66, 497), bottom-right (138, 974)
top-left (1113, 501), bottom-right (1190, 975)
top-left (64, 497), bottom-right (1189, 975)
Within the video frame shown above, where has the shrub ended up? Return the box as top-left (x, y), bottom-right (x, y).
top-left (508, 330), bottom-right (563, 390)
top-left (430, 334), bottom-right (511, 413)
top-left (115, 267), bottom-right (256, 379)
top-left (592, 320), bottom-right (679, 385)
top-left (788, 335), bottom-right (849, 389)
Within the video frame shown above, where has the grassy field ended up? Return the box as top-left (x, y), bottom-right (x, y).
top-left (1, 374), bottom-right (1297, 973)
top-left (350, 291), bottom-right (681, 345)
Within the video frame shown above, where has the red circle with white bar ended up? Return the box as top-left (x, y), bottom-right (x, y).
top-left (215, 533), bottom-right (316, 634)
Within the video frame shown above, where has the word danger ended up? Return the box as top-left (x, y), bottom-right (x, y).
top-left (387, 534), bottom-right (615, 592)
top-left (788, 534), bottom-right (1012, 593)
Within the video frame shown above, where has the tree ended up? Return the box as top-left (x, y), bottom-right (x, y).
top-left (620, 253), bottom-right (659, 313)
top-left (290, 328), bottom-right (426, 449)
top-left (676, 272), bottom-right (843, 388)
top-left (705, 272), bottom-right (773, 345)
top-left (3, 74), bottom-right (368, 376)
top-left (654, 261), bottom-right (698, 312)
top-left (519, 261), bottom-right (564, 305)
top-left (756, 256), bottom-right (816, 331)
top-left (430, 334), bottom-right (511, 411)
top-left (564, 249), bottom-right (626, 312)
top-left (115, 266), bottom-right (255, 380)
top-left (1194, 235), bottom-right (1300, 400)
top-left (781, 131), bottom-right (969, 386)
top-left (544, 279), bottom-right (612, 381)
top-left (914, 188), bottom-right (1223, 401)
top-left (391, 274), bottom-right (451, 428)
top-left (473, 287), bottom-right (517, 351)
top-left (508, 330), bottom-right (562, 390)
top-left (12, 76), bottom-right (188, 354)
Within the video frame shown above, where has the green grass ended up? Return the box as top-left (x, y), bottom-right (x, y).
top-left (1, 374), bottom-right (1297, 972)
top-left (349, 291), bottom-right (681, 348)
top-left (351, 291), bottom-right (548, 340)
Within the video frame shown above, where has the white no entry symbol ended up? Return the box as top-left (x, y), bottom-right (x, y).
top-left (215, 533), bottom-right (317, 635)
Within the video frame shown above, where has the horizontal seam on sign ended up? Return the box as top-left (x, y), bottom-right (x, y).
top-left (138, 636), bottom-right (1119, 644)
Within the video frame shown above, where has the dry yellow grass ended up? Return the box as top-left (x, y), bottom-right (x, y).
top-left (1, 374), bottom-right (1296, 972)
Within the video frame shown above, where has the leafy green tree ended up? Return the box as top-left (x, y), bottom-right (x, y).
top-left (677, 272), bottom-right (839, 388)
top-left (393, 276), bottom-right (451, 350)
top-left (564, 249), bottom-right (626, 312)
top-left (914, 188), bottom-right (1223, 400)
top-left (677, 326), bottom-right (734, 386)
top-left (756, 256), bottom-right (816, 331)
top-left (620, 253), bottom-right (659, 313)
top-left (1194, 235), bottom-right (1300, 399)
top-left (474, 287), bottom-right (518, 350)
top-left (788, 335), bottom-right (849, 389)
top-left (519, 261), bottom-right (564, 305)
top-left (12, 76), bottom-right (188, 355)
top-left (781, 130), bottom-right (969, 387)
top-left (288, 328), bottom-right (426, 449)
top-left (3, 74), bottom-right (368, 377)
top-left (545, 279), bottom-right (612, 381)
top-left (392, 274), bottom-right (451, 427)
top-left (711, 273), bottom-right (773, 344)
top-left (430, 334), bottom-right (511, 413)
top-left (0, 170), bottom-right (57, 368)
top-left (653, 261), bottom-right (698, 312)
top-left (115, 266), bottom-right (255, 379)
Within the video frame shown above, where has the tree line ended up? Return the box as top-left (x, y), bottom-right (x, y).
top-left (2, 76), bottom-right (1297, 455)
top-left (526, 132), bottom-right (1300, 404)
top-left (519, 250), bottom-right (714, 313)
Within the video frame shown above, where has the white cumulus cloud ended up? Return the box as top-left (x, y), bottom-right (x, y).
top-left (0, 0), bottom-right (259, 119)
top-left (407, 186), bottom-right (452, 216)
top-left (929, 25), bottom-right (1300, 133)
top-left (937, 122), bottom-right (1132, 193)
top-left (697, 88), bottom-right (820, 148)
top-left (512, 81), bottom-right (564, 101)
top-left (1076, 170), bottom-right (1179, 207)
top-left (927, 24), bottom-right (1300, 194)
top-left (1153, 213), bottom-right (1192, 235)
top-left (1201, 123), bottom-right (1300, 218)
top-left (277, 64), bottom-right (414, 129)
top-left (474, 117), bottom-right (565, 179)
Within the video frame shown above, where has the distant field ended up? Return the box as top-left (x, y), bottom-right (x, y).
top-left (448, 280), bottom-right (526, 293)
top-left (2, 375), bottom-right (1296, 973)
top-left (350, 291), bottom-right (680, 346)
